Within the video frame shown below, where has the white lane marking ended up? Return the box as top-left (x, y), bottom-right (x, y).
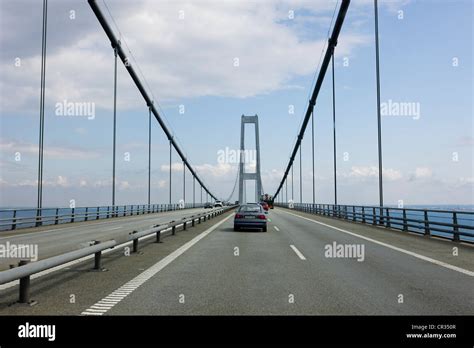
top-left (81, 214), bottom-right (233, 316)
top-left (267, 218), bottom-right (272, 222)
top-left (290, 245), bottom-right (306, 260)
top-left (91, 305), bottom-right (113, 309)
top-left (104, 226), bottom-right (123, 231)
top-left (280, 209), bottom-right (474, 277)
top-left (84, 308), bottom-right (107, 313)
top-left (274, 226), bottom-right (280, 231)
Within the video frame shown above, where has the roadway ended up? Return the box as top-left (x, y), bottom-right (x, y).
top-left (0, 207), bottom-right (211, 271)
top-left (0, 207), bottom-right (473, 315)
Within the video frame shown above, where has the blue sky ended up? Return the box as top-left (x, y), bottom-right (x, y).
top-left (0, 0), bottom-right (472, 207)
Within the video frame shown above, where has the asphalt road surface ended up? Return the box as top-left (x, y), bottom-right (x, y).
top-left (0, 207), bottom-right (211, 270)
top-left (95, 208), bottom-right (473, 315)
top-left (1, 207), bottom-right (472, 315)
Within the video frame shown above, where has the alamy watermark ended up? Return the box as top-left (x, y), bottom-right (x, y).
top-left (217, 147), bottom-right (256, 164)
top-left (55, 99), bottom-right (95, 120)
top-left (324, 241), bottom-right (365, 262)
top-left (381, 99), bottom-right (421, 120)
top-left (0, 242), bottom-right (38, 262)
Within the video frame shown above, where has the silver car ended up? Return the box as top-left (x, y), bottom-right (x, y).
top-left (233, 204), bottom-right (267, 232)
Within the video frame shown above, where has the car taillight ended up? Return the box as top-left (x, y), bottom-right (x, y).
top-left (257, 214), bottom-right (266, 219)
top-left (235, 214), bottom-right (244, 219)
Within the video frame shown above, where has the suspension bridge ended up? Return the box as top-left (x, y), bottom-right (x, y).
top-left (0, 0), bottom-right (473, 319)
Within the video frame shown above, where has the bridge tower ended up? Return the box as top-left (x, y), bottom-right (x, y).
top-left (238, 114), bottom-right (263, 203)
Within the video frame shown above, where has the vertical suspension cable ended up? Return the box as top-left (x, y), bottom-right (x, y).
top-left (374, 0), bottom-right (383, 207)
top-left (147, 105), bottom-right (152, 205)
top-left (292, 165), bottom-right (294, 201)
top-left (332, 51), bottom-right (337, 205)
top-left (311, 110), bottom-right (315, 204)
top-left (169, 140), bottom-right (172, 205)
top-left (193, 176), bottom-right (195, 208)
top-left (299, 146), bottom-right (302, 203)
top-left (183, 161), bottom-right (186, 204)
top-left (37, 0), bottom-right (48, 215)
top-left (112, 45), bottom-right (118, 208)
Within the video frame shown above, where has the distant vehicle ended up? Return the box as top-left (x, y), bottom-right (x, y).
top-left (260, 193), bottom-right (274, 209)
top-left (234, 200), bottom-right (239, 205)
top-left (259, 201), bottom-right (269, 211)
top-left (214, 200), bottom-right (223, 207)
top-left (204, 202), bottom-right (213, 209)
top-left (234, 204), bottom-right (267, 232)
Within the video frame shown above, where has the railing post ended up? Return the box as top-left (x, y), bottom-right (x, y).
top-left (123, 205), bottom-right (126, 217)
top-left (452, 212), bottom-right (460, 242)
top-left (93, 241), bottom-right (102, 270)
top-left (402, 209), bottom-right (408, 231)
top-left (12, 210), bottom-right (17, 230)
top-left (424, 210), bottom-right (430, 236)
top-left (362, 206), bottom-right (366, 223)
top-left (133, 236), bottom-right (138, 253)
top-left (18, 260), bottom-right (31, 303)
top-left (71, 208), bottom-right (75, 223)
top-left (85, 207), bottom-right (89, 221)
top-left (352, 206), bottom-right (356, 221)
top-left (385, 208), bottom-right (390, 228)
top-left (35, 208), bottom-right (42, 227)
top-left (372, 207), bottom-right (376, 225)
top-left (54, 208), bottom-right (59, 224)
top-left (107, 206), bottom-right (110, 218)
top-left (96, 207), bottom-right (100, 220)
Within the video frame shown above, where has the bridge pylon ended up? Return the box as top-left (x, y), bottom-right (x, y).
top-left (238, 114), bottom-right (263, 203)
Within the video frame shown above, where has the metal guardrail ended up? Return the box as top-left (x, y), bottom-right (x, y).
top-left (0, 203), bottom-right (206, 231)
top-left (0, 206), bottom-right (235, 304)
top-left (275, 203), bottom-right (474, 243)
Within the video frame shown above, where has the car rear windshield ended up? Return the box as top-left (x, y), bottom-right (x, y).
top-left (239, 205), bottom-right (262, 213)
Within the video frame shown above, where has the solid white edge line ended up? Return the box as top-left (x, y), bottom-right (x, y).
top-left (81, 213), bottom-right (234, 316)
top-left (280, 209), bottom-right (474, 277)
top-left (290, 245), bottom-right (306, 260)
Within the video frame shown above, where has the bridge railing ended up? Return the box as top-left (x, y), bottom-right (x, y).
top-left (0, 203), bottom-right (205, 232)
top-left (0, 206), bottom-right (235, 304)
top-left (275, 203), bottom-right (474, 243)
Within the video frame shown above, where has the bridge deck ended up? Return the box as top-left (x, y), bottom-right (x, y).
top-left (0, 208), bottom-right (472, 315)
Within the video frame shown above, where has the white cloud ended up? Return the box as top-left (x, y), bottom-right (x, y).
top-left (413, 167), bottom-right (433, 179)
top-left (0, 0), bottom-right (371, 113)
top-left (194, 163), bottom-right (235, 178)
top-left (160, 162), bottom-right (186, 172)
top-left (0, 140), bottom-right (100, 160)
top-left (158, 179), bottom-right (167, 188)
top-left (342, 166), bottom-right (403, 181)
top-left (56, 175), bottom-right (69, 187)
top-left (119, 181), bottom-right (131, 190)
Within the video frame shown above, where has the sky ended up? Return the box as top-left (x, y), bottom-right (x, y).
top-left (0, 0), bottom-right (472, 208)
